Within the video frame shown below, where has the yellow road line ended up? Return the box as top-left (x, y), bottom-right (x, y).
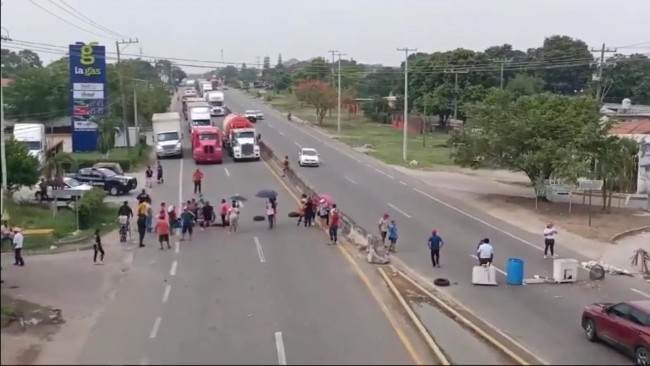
top-left (261, 159), bottom-right (424, 365)
top-left (378, 267), bottom-right (450, 365)
top-left (389, 265), bottom-right (535, 365)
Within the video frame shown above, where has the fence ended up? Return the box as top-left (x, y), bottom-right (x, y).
top-left (259, 141), bottom-right (379, 251)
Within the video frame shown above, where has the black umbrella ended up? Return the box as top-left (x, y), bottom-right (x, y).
top-left (256, 189), bottom-right (278, 199)
top-left (229, 194), bottom-right (247, 202)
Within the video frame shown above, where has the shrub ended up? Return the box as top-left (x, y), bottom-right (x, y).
top-left (76, 188), bottom-right (106, 229)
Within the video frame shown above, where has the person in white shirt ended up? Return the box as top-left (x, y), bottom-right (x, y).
top-left (378, 213), bottom-right (389, 244)
top-left (12, 228), bottom-right (25, 266)
top-left (266, 198), bottom-right (276, 230)
top-left (476, 238), bottom-right (494, 266)
top-left (228, 202), bottom-right (240, 233)
top-left (543, 222), bottom-right (558, 258)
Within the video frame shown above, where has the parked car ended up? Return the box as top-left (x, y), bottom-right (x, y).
top-left (67, 167), bottom-right (137, 196)
top-left (582, 300), bottom-right (649, 365)
top-left (92, 162), bottom-right (126, 176)
top-left (34, 177), bottom-right (93, 201)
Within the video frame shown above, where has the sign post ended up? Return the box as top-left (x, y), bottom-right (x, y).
top-left (578, 179), bottom-right (604, 227)
top-left (69, 42), bottom-right (107, 152)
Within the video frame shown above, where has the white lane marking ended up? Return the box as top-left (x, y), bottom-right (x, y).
top-left (174, 241), bottom-right (180, 254)
top-left (170, 261), bottom-right (178, 276)
top-left (275, 331), bottom-right (287, 365)
top-left (162, 285), bottom-right (171, 303)
top-left (254, 237), bottom-right (266, 263)
top-left (388, 203), bottom-right (412, 219)
top-left (374, 168), bottom-right (395, 179)
top-left (399, 180), bottom-right (408, 186)
top-left (149, 316), bottom-right (162, 339)
top-left (278, 131), bottom-right (285, 136)
top-left (470, 255), bottom-right (508, 276)
top-left (224, 167), bottom-right (231, 177)
top-left (344, 152), bottom-right (361, 162)
top-left (631, 288), bottom-right (650, 299)
top-left (413, 188), bottom-right (542, 252)
top-left (365, 163), bottom-right (371, 168)
top-left (294, 141), bottom-right (302, 148)
top-left (344, 176), bottom-right (357, 184)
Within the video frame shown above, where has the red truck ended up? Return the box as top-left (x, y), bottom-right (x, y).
top-left (222, 114), bottom-right (260, 161)
top-left (191, 127), bottom-right (223, 164)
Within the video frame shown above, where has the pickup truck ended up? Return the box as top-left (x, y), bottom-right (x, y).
top-left (67, 167), bottom-right (138, 196)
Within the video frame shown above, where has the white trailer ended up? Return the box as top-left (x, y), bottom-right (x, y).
top-left (152, 112), bottom-right (183, 158)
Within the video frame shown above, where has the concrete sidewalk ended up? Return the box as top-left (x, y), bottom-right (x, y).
top-left (0, 230), bottom-right (136, 365)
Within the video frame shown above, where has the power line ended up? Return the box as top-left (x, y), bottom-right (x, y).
top-left (26, 0), bottom-right (116, 40)
top-left (46, 0), bottom-right (128, 39)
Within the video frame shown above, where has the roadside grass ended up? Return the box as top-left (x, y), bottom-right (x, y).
top-left (1, 200), bottom-right (117, 252)
top-left (0, 305), bottom-right (15, 316)
top-left (265, 93), bottom-right (454, 168)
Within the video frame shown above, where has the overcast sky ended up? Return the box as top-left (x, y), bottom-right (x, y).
top-left (2, 0), bottom-right (649, 71)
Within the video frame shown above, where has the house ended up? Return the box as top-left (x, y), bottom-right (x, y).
top-left (609, 120), bottom-right (650, 195)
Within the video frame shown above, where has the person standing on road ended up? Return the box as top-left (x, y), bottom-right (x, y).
top-left (193, 168), bottom-right (204, 194)
top-left (296, 195), bottom-right (307, 226)
top-left (317, 199), bottom-right (329, 227)
top-left (155, 213), bottom-right (172, 250)
top-left (145, 201), bottom-right (154, 233)
top-left (304, 198), bottom-right (314, 227)
top-left (180, 207), bottom-right (195, 241)
top-left (329, 204), bottom-right (340, 245)
top-left (93, 229), bottom-right (105, 265)
top-left (387, 220), bottom-right (398, 253)
top-left (543, 222), bottom-right (558, 259)
top-left (266, 198), bottom-right (276, 229)
top-left (156, 161), bottom-right (164, 184)
top-left (228, 201), bottom-right (240, 233)
top-left (282, 156), bottom-right (289, 177)
top-left (427, 230), bottom-right (444, 268)
top-left (378, 213), bottom-right (389, 244)
top-left (219, 199), bottom-right (229, 228)
top-left (477, 238), bottom-right (494, 266)
top-left (137, 189), bottom-right (151, 204)
top-left (136, 213), bottom-right (147, 248)
top-left (12, 228), bottom-right (25, 266)
top-left (145, 166), bottom-right (154, 188)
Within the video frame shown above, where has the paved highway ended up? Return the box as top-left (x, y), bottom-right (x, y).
top-left (226, 89), bottom-right (650, 365)
top-left (78, 99), bottom-right (417, 364)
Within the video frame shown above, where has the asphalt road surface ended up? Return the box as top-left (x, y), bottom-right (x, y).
top-left (225, 89), bottom-right (650, 365)
top-left (79, 99), bottom-right (416, 365)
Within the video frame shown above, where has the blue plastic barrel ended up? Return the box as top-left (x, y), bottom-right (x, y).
top-left (506, 258), bottom-right (524, 285)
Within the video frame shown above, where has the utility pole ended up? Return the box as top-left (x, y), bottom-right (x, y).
top-left (328, 50), bottom-right (338, 118)
top-left (590, 43), bottom-right (617, 102)
top-left (115, 38), bottom-right (139, 150)
top-left (336, 52), bottom-right (347, 135)
top-left (493, 58), bottom-right (513, 89)
top-left (445, 68), bottom-right (469, 121)
top-left (397, 47), bottom-right (417, 161)
top-left (256, 56), bottom-right (261, 77)
top-left (1, 34), bottom-right (11, 212)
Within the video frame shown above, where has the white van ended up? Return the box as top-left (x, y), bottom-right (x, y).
top-left (13, 123), bottom-right (46, 165)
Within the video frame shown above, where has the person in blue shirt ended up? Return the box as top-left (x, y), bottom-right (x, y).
top-left (427, 229), bottom-right (444, 267)
top-left (387, 220), bottom-right (398, 253)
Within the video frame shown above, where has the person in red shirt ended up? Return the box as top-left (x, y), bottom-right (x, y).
top-left (219, 199), bottom-right (230, 228)
top-left (155, 213), bottom-right (171, 250)
top-left (193, 169), bottom-right (204, 194)
top-left (329, 204), bottom-right (340, 245)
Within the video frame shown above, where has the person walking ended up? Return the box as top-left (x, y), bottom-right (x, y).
top-left (378, 213), bottom-right (389, 244)
top-left (543, 222), bottom-right (558, 258)
top-left (427, 230), bottom-right (444, 268)
top-left (12, 228), bottom-right (25, 266)
top-left (136, 214), bottom-right (147, 248)
top-left (193, 168), bottom-right (204, 194)
top-left (202, 201), bottom-right (214, 228)
top-left (219, 199), bottom-right (229, 228)
top-left (155, 213), bottom-right (172, 250)
top-left (329, 204), bottom-right (340, 245)
top-left (266, 198), bottom-right (276, 229)
top-left (387, 219), bottom-right (398, 253)
top-left (282, 156), bottom-right (289, 177)
top-left (180, 207), bottom-right (195, 241)
top-left (93, 229), bottom-right (105, 264)
top-left (228, 202), bottom-right (240, 233)
top-left (304, 198), bottom-right (314, 227)
top-left (477, 238), bottom-right (494, 266)
top-left (145, 201), bottom-right (154, 233)
top-left (145, 166), bottom-right (154, 188)
top-left (156, 161), bottom-right (164, 184)
top-left (317, 199), bottom-right (329, 227)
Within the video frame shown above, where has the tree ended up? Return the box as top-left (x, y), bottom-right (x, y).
top-left (219, 65), bottom-right (240, 84)
top-left (529, 35), bottom-right (593, 94)
top-left (358, 67), bottom-right (402, 98)
top-left (602, 53), bottom-right (650, 104)
top-left (95, 116), bottom-right (122, 154)
top-left (294, 80), bottom-right (337, 125)
top-left (171, 66), bottom-right (187, 86)
top-left (0, 138), bottom-right (40, 192)
top-left (4, 66), bottom-right (68, 123)
top-left (0, 48), bottom-right (43, 78)
top-left (42, 152), bottom-right (75, 188)
top-left (449, 90), bottom-right (602, 196)
top-left (293, 57), bottom-right (329, 83)
top-left (415, 83), bottom-right (456, 127)
top-left (506, 74), bottom-right (545, 98)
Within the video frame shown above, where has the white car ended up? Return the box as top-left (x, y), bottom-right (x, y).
top-left (244, 110), bottom-right (259, 121)
top-left (34, 177), bottom-right (93, 201)
top-left (298, 148), bottom-right (320, 167)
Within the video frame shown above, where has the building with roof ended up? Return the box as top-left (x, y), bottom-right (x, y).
top-left (609, 120), bottom-right (650, 195)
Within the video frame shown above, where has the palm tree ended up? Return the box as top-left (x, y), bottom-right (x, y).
top-left (95, 116), bottom-right (122, 156)
top-left (43, 152), bottom-right (76, 188)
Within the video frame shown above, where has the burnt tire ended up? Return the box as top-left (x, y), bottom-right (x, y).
top-left (288, 211), bottom-right (300, 218)
top-left (253, 215), bottom-right (265, 222)
top-left (433, 278), bottom-right (451, 287)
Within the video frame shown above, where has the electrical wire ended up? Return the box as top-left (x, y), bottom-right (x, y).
top-left (26, 0), bottom-right (117, 40)
top-left (56, 0), bottom-right (129, 39)
top-left (45, 0), bottom-right (128, 39)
